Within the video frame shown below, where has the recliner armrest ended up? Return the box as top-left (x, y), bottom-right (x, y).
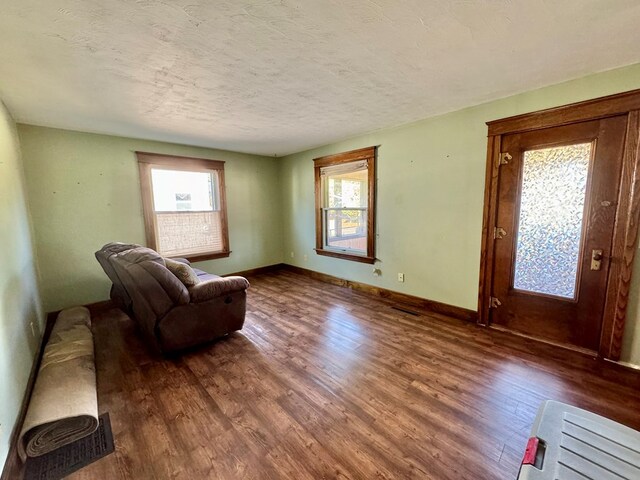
top-left (188, 276), bottom-right (250, 303)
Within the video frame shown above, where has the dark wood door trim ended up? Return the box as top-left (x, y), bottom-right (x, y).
top-left (479, 90), bottom-right (640, 360)
top-left (478, 134), bottom-right (501, 326)
top-left (487, 88), bottom-right (640, 136)
top-left (600, 110), bottom-right (640, 358)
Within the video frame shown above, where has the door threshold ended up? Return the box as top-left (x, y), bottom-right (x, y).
top-left (488, 324), bottom-right (598, 357)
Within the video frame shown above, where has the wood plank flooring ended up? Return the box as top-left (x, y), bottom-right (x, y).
top-left (10, 269), bottom-right (640, 479)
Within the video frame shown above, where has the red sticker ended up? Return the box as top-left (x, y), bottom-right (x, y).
top-left (522, 437), bottom-right (539, 465)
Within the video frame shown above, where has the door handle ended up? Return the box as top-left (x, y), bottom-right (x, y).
top-left (591, 249), bottom-right (604, 271)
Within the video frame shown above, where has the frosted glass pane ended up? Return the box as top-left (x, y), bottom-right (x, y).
top-left (513, 143), bottom-right (591, 299)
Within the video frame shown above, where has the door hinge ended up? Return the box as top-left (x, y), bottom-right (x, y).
top-left (489, 296), bottom-right (502, 308)
top-left (497, 152), bottom-right (512, 167)
top-left (494, 227), bottom-right (507, 239)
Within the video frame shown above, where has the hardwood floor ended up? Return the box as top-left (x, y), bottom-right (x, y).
top-left (10, 269), bottom-right (640, 479)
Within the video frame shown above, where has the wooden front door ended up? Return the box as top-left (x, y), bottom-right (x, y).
top-left (489, 116), bottom-right (628, 352)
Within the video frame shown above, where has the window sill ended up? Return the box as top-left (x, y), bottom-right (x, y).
top-left (315, 248), bottom-right (375, 264)
top-left (169, 250), bottom-right (231, 263)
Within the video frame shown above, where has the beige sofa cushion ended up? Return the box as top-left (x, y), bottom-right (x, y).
top-left (165, 258), bottom-right (200, 287)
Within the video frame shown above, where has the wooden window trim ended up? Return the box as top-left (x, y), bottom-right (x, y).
top-left (478, 89), bottom-right (640, 361)
top-left (314, 146), bottom-right (377, 264)
top-left (136, 152), bottom-right (231, 262)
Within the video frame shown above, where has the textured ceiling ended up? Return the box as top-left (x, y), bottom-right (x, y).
top-left (1, 1), bottom-right (639, 156)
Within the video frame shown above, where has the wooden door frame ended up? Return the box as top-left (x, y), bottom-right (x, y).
top-left (478, 89), bottom-right (640, 360)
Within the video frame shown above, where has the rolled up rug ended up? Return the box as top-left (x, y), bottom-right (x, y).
top-left (18, 306), bottom-right (98, 461)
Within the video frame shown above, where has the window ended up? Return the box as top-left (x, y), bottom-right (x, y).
top-left (314, 146), bottom-right (376, 263)
top-left (136, 152), bottom-right (230, 261)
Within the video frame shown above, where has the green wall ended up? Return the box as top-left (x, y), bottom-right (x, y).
top-left (9, 64), bottom-right (640, 371)
top-left (280, 62), bottom-right (640, 366)
top-left (18, 126), bottom-right (284, 313)
top-left (0, 101), bottom-right (44, 468)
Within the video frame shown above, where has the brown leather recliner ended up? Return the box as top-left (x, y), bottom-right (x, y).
top-left (104, 246), bottom-right (249, 353)
top-left (94, 242), bottom-right (141, 311)
top-left (96, 242), bottom-right (218, 312)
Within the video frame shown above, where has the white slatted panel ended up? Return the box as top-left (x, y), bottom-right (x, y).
top-left (156, 210), bottom-right (223, 256)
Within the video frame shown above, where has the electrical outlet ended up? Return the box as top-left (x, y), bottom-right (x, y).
top-left (397, 273), bottom-right (405, 282)
top-left (30, 321), bottom-right (36, 338)
top-left (290, 251), bottom-right (295, 258)
top-left (303, 254), bottom-right (308, 262)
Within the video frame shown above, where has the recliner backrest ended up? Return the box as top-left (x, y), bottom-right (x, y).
top-left (109, 247), bottom-right (189, 343)
top-left (95, 242), bottom-right (140, 309)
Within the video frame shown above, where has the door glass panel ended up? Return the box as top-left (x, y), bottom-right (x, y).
top-left (513, 143), bottom-right (592, 299)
